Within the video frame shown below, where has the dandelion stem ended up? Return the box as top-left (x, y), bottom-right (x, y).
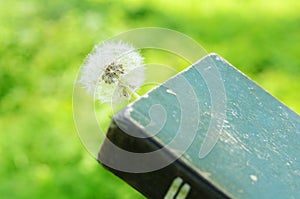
top-left (119, 80), bottom-right (141, 100)
top-left (131, 90), bottom-right (141, 100)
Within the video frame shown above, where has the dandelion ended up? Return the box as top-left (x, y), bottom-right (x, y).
top-left (79, 41), bottom-right (145, 103)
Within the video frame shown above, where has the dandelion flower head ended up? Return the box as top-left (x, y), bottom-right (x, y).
top-left (79, 41), bottom-right (145, 103)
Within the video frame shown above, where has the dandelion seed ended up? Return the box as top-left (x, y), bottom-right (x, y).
top-left (79, 41), bottom-right (145, 103)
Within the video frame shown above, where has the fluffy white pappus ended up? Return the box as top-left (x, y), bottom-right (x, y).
top-left (79, 40), bottom-right (145, 103)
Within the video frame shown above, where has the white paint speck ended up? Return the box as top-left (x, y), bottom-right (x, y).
top-left (166, 89), bottom-right (176, 96)
top-left (127, 107), bottom-right (134, 113)
top-left (201, 171), bottom-right (211, 179)
top-left (215, 56), bottom-right (222, 61)
top-left (250, 174), bottom-right (258, 182)
top-left (204, 66), bottom-right (212, 70)
top-left (231, 110), bottom-right (238, 117)
top-left (142, 93), bottom-right (149, 98)
top-left (293, 170), bottom-right (300, 176)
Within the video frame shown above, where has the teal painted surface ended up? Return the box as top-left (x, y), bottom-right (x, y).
top-left (123, 54), bottom-right (300, 198)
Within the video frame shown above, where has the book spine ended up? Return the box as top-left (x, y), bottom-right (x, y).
top-left (98, 120), bottom-right (229, 199)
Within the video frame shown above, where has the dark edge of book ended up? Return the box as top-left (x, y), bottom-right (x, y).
top-left (97, 109), bottom-right (230, 199)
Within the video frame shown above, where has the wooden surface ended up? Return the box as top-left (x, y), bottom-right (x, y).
top-left (100, 53), bottom-right (300, 198)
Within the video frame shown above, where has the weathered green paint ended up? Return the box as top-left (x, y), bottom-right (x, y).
top-left (123, 54), bottom-right (300, 198)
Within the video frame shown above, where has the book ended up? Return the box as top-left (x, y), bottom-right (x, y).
top-left (98, 54), bottom-right (300, 199)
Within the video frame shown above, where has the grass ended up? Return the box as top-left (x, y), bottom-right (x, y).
top-left (0, 0), bottom-right (299, 198)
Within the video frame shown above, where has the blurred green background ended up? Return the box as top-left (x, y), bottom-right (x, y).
top-left (0, 0), bottom-right (299, 198)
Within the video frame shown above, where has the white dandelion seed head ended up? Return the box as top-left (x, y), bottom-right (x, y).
top-left (79, 40), bottom-right (145, 103)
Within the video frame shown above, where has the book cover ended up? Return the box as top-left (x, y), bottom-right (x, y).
top-left (98, 54), bottom-right (300, 199)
